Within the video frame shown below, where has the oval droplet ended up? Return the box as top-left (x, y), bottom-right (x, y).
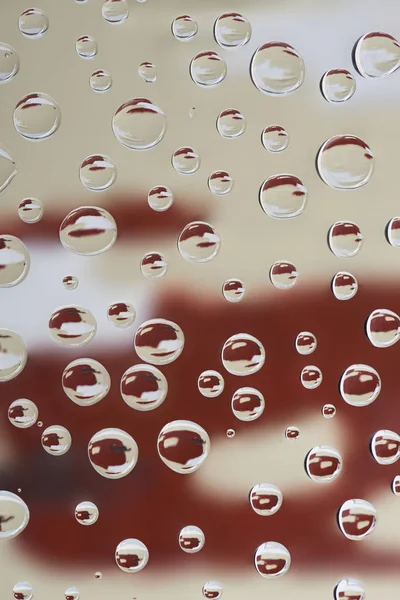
top-left (198, 370), bottom-right (224, 398)
top-left (172, 15), bottom-right (198, 41)
top-left (387, 217), bottom-right (400, 247)
top-left (321, 69), bottom-right (356, 103)
top-left (41, 425), bottom-right (71, 456)
top-left (328, 221), bottom-right (364, 258)
top-left (121, 364), bottom-right (168, 411)
top-left (392, 475), bottom-right (400, 496)
top-left (334, 579), bottom-right (365, 600)
top-left (138, 61), bottom-right (156, 83)
top-left (19, 8), bottom-right (48, 38)
top-left (370, 429), bottom-right (400, 465)
top-left (178, 222), bottom-right (220, 263)
top-left (148, 185), bottom-right (173, 212)
top-left (285, 426), bottom-right (299, 440)
top-left (172, 146), bottom-right (200, 174)
top-left (262, 125), bottom-right (289, 153)
top-left (332, 271), bottom-right (358, 301)
top-left (270, 260), bottom-right (298, 289)
top-left (354, 32), bottom-right (400, 78)
top-left (140, 251), bottom-right (168, 279)
top-left (249, 483), bottom-right (283, 516)
top-left (0, 144), bottom-right (17, 193)
top-left (0, 491), bottom-right (29, 540)
top-left (251, 42), bottom-right (305, 95)
top-left (301, 365), bottom-right (322, 389)
top-left (0, 235), bottom-right (30, 287)
top-left (0, 330), bottom-right (27, 382)
top-left (216, 108), bottom-right (246, 139)
top-left (366, 308), bottom-right (400, 348)
top-left (222, 333), bottom-right (265, 376)
top-left (134, 318), bottom-right (184, 365)
top-left (90, 69), bottom-right (112, 93)
top-left (48, 306), bottom-right (97, 347)
top-left (62, 358), bottom-right (110, 406)
top-left (60, 206), bottom-right (117, 255)
top-left (107, 302), bottom-right (136, 328)
top-left (112, 98), bottom-right (166, 150)
top-left (338, 499), bottom-right (376, 540)
top-left (0, 43), bottom-right (19, 82)
top-left (226, 428), bottom-right (236, 438)
top-left (305, 445), bottom-right (342, 483)
top-left (157, 420), bottom-right (210, 474)
top-left (202, 581), bottom-right (223, 599)
top-left (76, 35), bottom-right (97, 58)
top-left (63, 275), bottom-right (79, 290)
top-left (317, 136), bottom-right (374, 190)
top-left (94, 572), bottom-right (102, 579)
top-left (231, 387), bottom-right (265, 422)
top-left (79, 155), bottom-right (117, 192)
top-left (295, 331), bottom-right (317, 355)
top-left (208, 171), bottom-right (233, 196)
top-left (190, 51), bottom-right (227, 87)
top-left (18, 198), bottom-right (43, 224)
top-left (102, 0), bottom-right (130, 23)
top-left (13, 581), bottom-right (34, 600)
top-left (179, 525), bottom-right (205, 553)
top-left (13, 93), bottom-right (61, 140)
top-left (322, 404), bottom-right (336, 418)
top-left (8, 399), bottom-right (38, 428)
top-left (75, 501), bottom-right (99, 526)
top-left (214, 13), bottom-right (251, 48)
top-left (340, 364), bottom-right (381, 407)
top-left (222, 279), bottom-right (245, 303)
top-left (88, 428), bottom-right (139, 479)
top-left (260, 174), bottom-right (307, 219)
top-left (115, 538), bottom-right (149, 572)
top-left (65, 586), bottom-right (80, 600)
top-left (254, 541), bottom-right (291, 577)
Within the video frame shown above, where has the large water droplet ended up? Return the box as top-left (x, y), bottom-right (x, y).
top-left (208, 171), bottom-right (233, 196)
top-left (60, 206), bottom-right (117, 255)
top-left (354, 32), bottom-right (400, 78)
top-left (328, 221), bottom-right (363, 258)
top-left (121, 364), bottom-right (167, 411)
top-left (134, 318), bottom-right (184, 365)
top-left (140, 251), bottom-right (168, 279)
top-left (231, 387), bottom-right (265, 421)
top-left (317, 136), bottom-right (374, 189)
top-left (102, 0), bottom-right (130, 23)
top-left (115, 539), bottom-right (149, 572)
top-left (178, 222), bottom-right (220, 263)
top-left (62, 358), bottom-right (110, 406)
top-left (322, 404), bottom-right (336, 418)
top-left (148, 185), bottom-right (173, 212)
top-left (19, 8), bottom-right (49, 38)
top-left (370, 429), bottom-right (400, 465)
top-left (198, 370), bottom-right (224, 398)
top-left (251, 42), bottom-right (305, 95)
top-left (0, 330), bottom-right (27, 382)
top-left (0, 491), bottom-right (29, 539)
top-left (254, 541), bottom-right (291, 577)
top-left (0, 235), bottom-right (30, 287)
top-left (366, 308), bottom-right (400, 348)
top-left (190, 51), bottom-right (227, 87)
top-left (13, 581), bottom-right (34, 600)
top-left (157, 420), bottom-right (210, 474)
top-left (179, 525), bottom-right (205, 553)
top-left (270, 260), bottom-right (298, 289)
top-left (49, 306), bottom-right (97, 347)
top-left (387, 217), bottom-right (400, 247)
top-left (216, 109), bottom-right (246, 138)
top-left (295, 331), bottom-right (317, 355)
top-left (249, 483), bottom-right (283, 516)
top-left (63, 275), bottom-right (79, 290)
top-left (334, 579), bottom-right (365, 600)
top-left (112, 98), bottom-right (166, 150)
top-left (214, 13), bottom-right (251, 48)
top-left (18, 198), bottom-right (43, 224)
top-left (8, 399), bottom-right (38, 428)
top-left (262, 125), bottom-right (289, 152)
top-left (172, 146), bottom-right (200, 174)
top-left (138, 62), bottom-right (156, 83)
top-left (107, 302), bottom-right (136, 328)
top-left (75, 501), bottom-right (99, 526)
top-left (76, 35), bottom-right (97, 58)
top-left (332, 271), bottom-right (358, 301)
top-left (202, 581), bottom-right (223, 599)
top-left (222, 279), bottom-right (245, 303)
top-left (64, 586), bottom-right (80, 600)
top-left (301, 365), bottom-right (322, 389)
top-left (0, 43), bottom-right (19, 82)
top-left (260, 174), bottom-right (307, 219)
top-left (90, 69), bottom-right (112, 93)
top-left (340, 364), bottom-right (381, 407)
top-left (321, 69), bottom-right (356, 103)
top-left (222, 333), bottom-right (265, 376)
top-left (338, 499), bottom-right (376, 540)
top-left (0, 144), bottom-right (17, 193)
top-left (13, 93), bottom-right (61, 141)
top-left (88, 428), bottom-right (139, 479)
top-left (305, 445), bottom-right (342, 483)
top-left (172, 15), bottom-right (198, 41)
top-left (79, 155), bottom-right (117, 191)
top-left (41, 425), bottom-right (72, 456)
top-left (285, 426), bottom-right (299, 440)
top-left (392, 475), bottom-right (400, 496)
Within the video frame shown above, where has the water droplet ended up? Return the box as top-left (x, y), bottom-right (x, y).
top-left (18, 198), bottom-right (43, 224)
top-left (75, 501), bottom-right (99, 526)
top-left (94, 572), bottom-right (102, 579)
top-left (321, 69), bottom-right (356, 103)
top-left (19, 8), bottom-right (48, 38)
top-left (0, 144), bottom-right (17, 193)
top-left (226, 428), bottom-right (235, 438)
top-left (198, 370), bottom-right (224, 398)
top-left (295, 332), bottom-right (317, 355)
top-left (317, 136), bottom-right (374, 190)
top-left (392, 475), bottom-right (400, 496)
top-left (216, 109), bottom-right (246, 138)
top-left (13, 581), bottom-right (34, 600)
top-left (157, 420), bottom-right (210, 474)
top-left (370, 429), bottom-right (400, 465)
top-left (332, 271), bottom-right (358, 301)
top-left (134, 318), bottom-right (184, 365)
top-left (387, 217), bottom-right (400, 247)
top-left (208, 171), bottom-right (233, 196)
top-left (108, 302), bottom-right (136, 328)
top-left (305, 445), bottom-right (342, 483)
top-left (115, 539), bottom-right (149, 572)
top-left (254, 541), bottom-right (291, 577)
top-left (222, 279), bottom-right (245, 303)
top-left (41, 425), bottom-right (71, 456)
top-left (17, 488), bottom-right (21, 493)
top-left (88, 428), bottom-right (139, 479)
top-left (190, 51), bottom-right (227, 87)
top-left (270, 261), bottom-right (298, 289)
top-left (8, 399), bottom-right (38, 428)
top-left (102, 0), bottom-right (130, 23)
top-left (189, 107), bottom-right (196, 118)
top-left (285, 426), bottom-right (299, 440)
top-left (300, 365), bottom-right (322, 389)
top-left (366, 308), bottom-right (400, 348)
top-left (260, 175), bottom-right (307, 219)
top-left (334, 579), bottom-right (365, 600)
top-left (140, 251), bottom-right (168, 279)
top-left (62, 358), bottom-right (110, 406)
top-left (121, 364), bottom-right (167, 411)
top-left (251, 42), bottom-right (305, 95)
top-left (172, 147), bottom-right (200, 174)
top-left (147, 185), bottom-right (173, 212)
top-left (340, 364), bottom-right (381, 407)
top-left (49, 306), bottom-right (97, 347)
top-left (0, 491), bottom-right (29, 540)
top-left (354, 31), bottom-right (400, 78)
top-left (262, 125), bottom-right (289, 153)
top-left (0, 43), bottom-right (19, 82)
top-left (328, 221), bottom-right (364, 258)
top-left (90, 69), bottom-right (112, 92)
top-left (338, 499), bottom-right (376, 540)
top-left (64, 587), bottom-right (80, 600)
top-left (138, 62), bottom-right (156, 83)
top-left (202, 581), bottom-right (223, 599)
top-left (172, 15), bottom-right (198, 41)
top-left (37, 421), bottom-right (43, 428)
top-left (0, 330), bottom-right (27, 382)
top-left (76, 35), bottom-right (98, 59)
top-left (214, 12), bottom-right (251, 48)
top-left (221, 333), bottom-right (265, 376)
top-left (231, 387), bottom-right (265, 422)
top-left (178, 222), bottom-right (220, 263)
top-left (79, 155), bottom-right (117, 191)
top-left (249, 483), bottom-right (283, 516)
top-left (60, 206), bottom-right (117, 255)
top-left (112, 98), bottom-right (166, 150)
top-left (63, 275), bottom-right (78, 290)
top-left (322, 404), bottom-right (336, 418)
top-left (13, 93), bottom-right (61, 140)
top-left (0, 235), bottom-right (30, 287)
top-left (179, 525), bottom-right (205, 553)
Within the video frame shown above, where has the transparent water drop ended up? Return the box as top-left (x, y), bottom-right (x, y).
top-left (157, 420), bottom-right (210, 474)
top-left (260, 175), bottom-right (307, 220)
top-left (102, 0), bottom-right (130, 23)
top-left (62, 358), bottom-right (110, 406)
top-left (172, 147), bottom-right (200, 174)
top-left (208, 171), bottom-right (233, 196)
top-left (140, 251), bottom-right (168, 279)
top-left (340, 364), bottom-right (380, 407)
top-left (37, 421), bottom-right (43, 428)
top-left (76, 35), bottom-right (98, 58)
top-left (63, 275), bottom-right (78, 290)
top-left (226, 428), bottom-right (235, 438)
top-left (13, 93), bottom-right (61, 140)
top-left (190, 51), bottom-right (227, 87)
top-left (370, 429), bottom-right (400, 465)
top-left (198, 370), bottom-right (224, 398)
top-left (0, 43), bottom-right (19, 82)
top-left (75, 501), bottom-right (99, 526)
top-left (138, 62), bottom-right (156, 83)
top-left (270, 260), bottom-right (298, 289)
top-left (285, 426), bottom-right (299, 440)
top-left (134, 318), bottom-right (184, 365)
top-left (94, 572), bottom-right (102, 579)
top-left (354, 31), bottom-right (400, 78)
top-left (88, 428), bottom-right (139, 479)
top-left (251, 42), bottom-right (305, 95)
top-left (41, 425), bottom-right (71, 456)
top-left (0, 235), bottom-right (30, 287)
top-left (262, 125), bottom-right (289, 153)
top-left (113, 97), bottom-right (166, 150)
top-left (254, 541), bottom-right (291, 577)
top-left (172, 15), bottom-right (198, 41)
top-left (60, 206), bottom-right (117, 255)
top-left (202, 581), bottom-right (223, 599)
top-left (216, 109), bottom-right (246, 139)
top-left (0, 330), bottom-right (27, 382)
top-left (8, 399), bottom-right (38, 428)
top-left (321, 69), bottom-right (356, 103)
top-left (19, 8), bottom-right (48, 38)
top-left (231, 387), bottom-right (265, 422)
top-left (49, 306), bottom-right (97, 347)
top-left (222, 333), bottom-right (265, 376)
top-left (322, 404), bottom-right (336, 418)
top-left (318, 136), bottom-right (374, 190)
top-left (295, 332), bottom-right (317, 355)
top-left (18, 198), bottom-right (43, 223)
top-left (391, 475), bottom-right (400, 496)
top-left (90, 69), bottom-right (112, 92)
top-left (305, 445), bottom-right (342, 483)
top-left (387, 217), bottom-right (400, 247)
top-left (108, 302), bottom-right (136, 328)
top-left (332, 271), bottom-right (358, 301)
top-left (121, 364), bottom-right (168, 411)
top-left (179, 525), bottom-right (205, 553)
top-left (249, 483), bottom-right (283, 516)
top-left (178, 222), bottom-right (220, 263)
top-left (301, 365), bottom-right (323, 389)
top-left (189, 107), bottom-right (196, 119)
top-left (64, 586), bottom-right (80, 600)
top-left (115, 539), bottom-right (149, 572)
top-left (13, 581), bottom-right (34, 600)
top-left (17, 488), bottom-right (22, 493)
top-left (79, 155), bottom-right (117, 191)
top-left (334, 579), bottom-right (365, 600)
top-left (147, 185), bottom-right (173, 212)
top-left (0, 144), bottom-right (17, 193)
top-left (222, 279), bottom-right (245, 303)
top-left (328, 221), bottom-right (364, 258)
top-left (338, 499), bottom-right (376, 540)
top-left (366, 308), bottom-right (400, 348)
top-left (214, 13), bottom-right (251, 48)
top-left (0, 491), bottom-right (29, 540)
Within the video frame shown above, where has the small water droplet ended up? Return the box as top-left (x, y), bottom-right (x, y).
top-left (172, 15), bottom-right (198, 41)
top-left (8, 399), bottom-right (38, 428)
top-left (190, 51), bottom-right (227, 87)
top-left (301, 365), bottom-right (322, 389)
top-left (115, 539), bottom-right (149, 572)
top-left (208, 171), bottom-right (233, 196)
top-left (37, 421), bottom-right (43, 428)
top-left (318, 136), bottom-right (374, 190)
top-left (198, 370), bottom-right (224, 398)
top-left (251, 42), bottom-right (305, 95)
top-left (0, 329), bottom-right (27, 382)
top-left (322, 404), bottom-right (336, 418)
top-left (305, 445), bottom-right (342, 483)
top-left (226, 428), bottom-right (235, 438)
top-left (90, 69), bottom-right (112, 92)
top-left (41, 425), bottom-right (71, 456)
top-left (108, 302), bottom-right (136, 328)
top-left (0, 235), bottom-right (30, 287)
top-left (216, 109), bottom-right (246, 138)
top-left (232, 387), bottom-right (265, 422)
top-left (260, 175), bottom-right (307, 219)
top-left (0, 144), bottom-right (17, 193)
top-left (88, 428), bottom-right (139, 479)
top-left (189, 107), bottom-right (196, 118)
top-left (60, 206), bottom-right (117, 255)
top-left (392, 475), bottom-right (400, 496)
top-left (340, 364), bottom-right (381, 407)
top-left (254, 542), bottom-right (291, 577)
top-left (17, 488), bottom-right (21, 493)
top-left (354, 31), bottom-right (400, 78)
top-left (64, 586), bottom-right (80, 600)
top-left (222, 279), bottom-right (245, 303)
top-left (270, 260), bottom-right (298, 289)
top-left (94, 572), bottom-right (102, 579)
top-left (202, 581), bottom-right (223, 599)
top-left (366, 308), bottom-right (400, 348)
top-left (75, 501), bottom-right (99, 526)
top-left (0, 491), bottom-right (29, 540)
top-left (214, 13), bottom-right (251, 48)
top-left (13, 581), bottom-right (34, 600)
top-left (387, 217), bottom-right (400, 247)
top-left (140, 251), bottom-right (168, 279)
top-left (157, 420), bottom-right (210, 474)
top-left (334, 579), bottom-right (365, 600)
top-left (285, 426), bottom-right (299, 440)
top-left (49, 306), bottom-right (97, 347)
top-left (13, 93), bottom-right (61, 140)
top-left (138, 62), bottom-right (156, 83)
top-left (178, 222), bottom-right (220, 263)
top-left (102, 0), bottom-right (129, 23)
top-left (262, 125), bottom-right (289, 152)
top-left (134, 318), bottom-right (184, 365)
top-left (295, 331), bottom-right (317, 355)
top-left (112, 98), bottom-right (166, 150)
top-left (148, 185), bottom-right (173, 212)
top-left (370, 429), bottom-right (400, 465)
top-left (0, 43), bottom-right (19, 82)
top-left (172, 146), bottom-right (200, 174)
top-left (19, 8), bottom-right (49, 38)
top-left (328, 221), bottom-right (364, 258)
top-left (62, 358), bottom-right (110, 406)
top-left (249, 483), bottom-right (283, 516)
top-left (222, 333), bottom-right (265, 376)
top-left (121, 364), bottom-right (168, 411)
top-left (18, 198), bottom-right (43, 224)
top-left (79, 155), bottom-right (117, 191)
top-left (338, 499), bottom-right (376, 540)
top-left (321, 69), bottom-right (356, 103)
top-left (332, 271), bottom-right (358, 300)
top-left (179, 525), bottom-right (205, 553)
top-left (63, 275), bottom-right (78, 290)
top-left (76, 35), bottom-right (98, 59)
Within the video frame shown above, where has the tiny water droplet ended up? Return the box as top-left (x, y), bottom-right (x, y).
top-left (262, 125), bottom-right (289, 153)
top-left (134, 318), bottom-right (184, 365)
top-left (75, 501), bottom-right (99, 526)
top-left (0, 329), bottom-right (27, 382)
top-left (295, 332), bottom-right (317, 355)
top-left (79, 155), bottom-right (117, 191)
top-left (112, 98), bottom-right (166, 150)
top-left (321, 69), bottom-right (356, 103)
top-left (172, 15), bottom-right (198, 41)
top-left (172, 146), bottom-right (200, 174)
top-left (8, 399), bottom-right (38, 428)
top-left (328, 221), bottom-right (364, 258)
top-left (208, 171), bottom-right (233, 196)
top-left (226, 428), bottom-right (235, 438)
top-left (115, 539), bottom-right (149, 572)
top-left (370, 429), bottom-right (400, 465)
top-left (60, 206), bottom-right (117, 255)
top-left (108, 302), bottom-right (136, 328)
top-left (0, 43), bottom-right (19, 82)
top-left (334, 579), bottom-right (365, 600)
top-left (19, 8), bottom-right (49, 38)
top-left (189, 107), bottom-right (196, 118)
top-left (322, 404), bottom-right (336, 418)
top-left (214, 13), bottom-right (251, 48)
top-left (0, 235), bottom-right (30, 287)
top-left (301, 365), bottom-right (322, 389)
top-left (254, 541), bottom-right (291, 577)
top-left (202, 581), bottom-right (223, 599)
top-left (260, 175), bottom-right (307, 219)
top-left (249, 483), bottom-right (283, 516)
top-left (222, 279), bottom-right (245, 303)
top-left (392, 475), bottom-right (400, 496)
top-left (366, 308), bottom-right (400, 348)
top-left (340, 364), bottom-right (380, 407)
top-left (37, 421), bottom-right (43, 428)
top-left (190, 51), bottom-right (227, 87)
top-left (232, 387), bottom-right (265, 422)
top-left (318, 136), bottom-right (374, 190)
top-left (138, 62), bottom-right (156, 83)
top-left (148, 185), bottom-right (173, 212)
top-left (76, 35), bottom-right (98, 58)
top-left (157, 420), bottom-right (210, 474)
top-left (354, 31), bottom-right (400, 78)
top-left (270, 260), bottom-right (298, 289)
top-left (140, 251), bottom-right (168, 279)
top-left (178, 222), bottom-right (220, 263)
top-left (305, 445), bottom-right (342, 483)
top-left (285, 426), bottom-right (299, 440)
top-left (338, 499), bottom-right (376, 540)
top-left (222, 333), bottom-right (265, 376)
top-left (18, 198), bottom-right (43, 223)
top-left (17, 488), bottom-right (21, 493)
top-left (41, 425), bottom-right (71, 456)
top-left (121, 364), bottom-right (168, 411)
top-left (49, 306), bottom-right (97, 346)
top-left (13, 93), bottom-right (61, 140)
top-left (64, 586), bottom-right (80, 600)
top-left (102, 0), bottom-right (130, 23)
top-left (0, 144), bottom-right (17, 193)
top-left (332, 271), bottom-right (358, 300)
top-left (179, 525), bottom-right (205, 553)
top-left (0, 491), bottom-right (29, 539)
top-left (217, 109), bottom-right (246, 138)
top-left (387, 217), bottom-right (400, 247)
top-left (13, 581), bottom-right (34, 600)
top-left (90, 69), bottom-right (112, 93)
top-left (62, 358), bottom-right (110, 406)
top-left (94, 572), bottom-right (102, 579)
top-left (251, 42), bottom-right (305, 95)
top-left (63, 275), bottom-right (78, 290)
top-left (198, 370), bottom-right (224, 398)
top-left (88, 428), bottom-right (139, 479)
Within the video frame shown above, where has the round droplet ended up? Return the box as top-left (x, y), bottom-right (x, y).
top-left (157, 420), bottom-right (210, 474)
top-left (63, 275), bottom-right (78, 290)
top-left (8, 399), bottom-right (38, 428)
top-left (37, 421), bottom-right (43, 428)
top-left (208, 171), bottom-right (233, 196)
top-left (270, 260), bottom-right (298, 289)
top-left (0, 330), bottom-right (27, 382)
top-left (295, 332), bottom-right (317, 355)
top-left (41, 425), bottom-right (71, 456)
top-left (392, 475), bottom-right (400, 496)
top-left (65, 586), bottom-right (80, 600)
top-left (338, 499), bottom-right (376, 540)
top-left (115, 539), bottom-right (149, 572)
top-left (0, 144), bottom-right (17, 193)
top-left (112, 98), bottom-right (166, 150)
top-left (94, 572), bottom-right (102, 579)
top-left (285, 426), bottom-right (299, 440)
top-left (306, 445), bottom-right (342, 483)
top-left (190, 51), bottom-right (227, 87)
top-left (121, 364), bottom-right (167, 411)
top-left (79, 155), bottom-right (117, 192)
top-left (328, 222), bottom-right (363, 258)
top-left (318, 136), bottom-right (374, 190)
top-left (90, 70), bottom-right (112, 93)
top-left (0, 43), bottom-right (19, 82)
top-left (49, 306), bottom-right (97, 347)
top-left (216, 109), bottom-right (246, 139)
top-left (202, 581), bottom-right (223, 599)
top-left (140, 251), bottom-right (168, 279)
top-left (108, 302), bottom-right (136, 328)
top-left (249, 483), bottom-right (283, 516)
top-left (102, 0), bottom-right (129, 23)
top-left (335, 579), bottom-right (365, 600)
top-left (18, 198), bottom-right (43, 223)
top-left (60, 206), bottom-right (117, 256)
top-left (13, 581), bottom-right (34, 600)
top-left (321, 69), bottom-right (356, 103)
top-left (222, 333), bottom-right (265, 376)
top-left (178, 222), bottom-right (220, 263)
top-left (366, 308), bottom-right (400, 348)
top-left (0, 235), bottom-right (30, 287)
top-left (179, 525), bottom-right (205, 553)
top-left (387, 217), bottom-right (400, 247)
top-left (62, 358), bottom-right (110, 406)
top-left (214, 12), bottom-right (251, 48)
top-left (231, 387), bottom-right (265, 422)
top-left (260, 175), bottom-right (307, 219)
top-left (19, 8), bottom-right (48, 38)
top-left (254, 541), bottom-right (291, 577)
top-left (340, 364), bottom-right (380, 407)
top-left (198, 370), bottom-right (224, 398)
top-left (226, 428), bottom-right (235, 438)
top-left (251, 42), bottom-right (305, 95)
top-left (148, 185), bottom-right (173, 212)
top-left (0, 492), bottom-right (29, 540)
top-left (75, 501), bottom-right (99, 526)
top-left (172, 147), bottom-right (200, 174)
top-left (222, 279), bottom-right (245, 303)
top-left (354, 32), bottom-right (400, 78)
top-left (172, 15), bottom-right (198, 41)
top-left (138, 62), bottom-right (156, 83)
top-left (13, 93), bottom-right (61, 140)
top-left (88, 428), bottom-right (138, 479)
top-left (134, 318), bottom-right (184, 365)
top-left (370, 429), bottom-right (400, 465)
top-left (262, 125), bottom-right (289, 153)
top-left (322, 404), bottom-right (336, 418)
top-left (301, 365), bottom-right (323, 389)
top-left (332, 272), bottom-right (358, 301)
